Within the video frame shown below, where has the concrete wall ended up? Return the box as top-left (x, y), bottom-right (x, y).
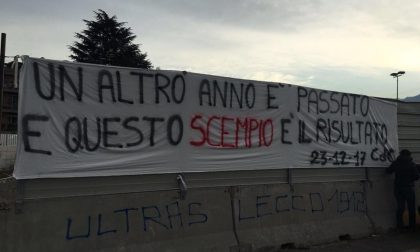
top-left (1, 172), bottom-right (413, 252)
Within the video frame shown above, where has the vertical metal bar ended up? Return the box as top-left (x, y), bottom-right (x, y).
top-left (0, 33), bottom-right (6, 132)
top-left (15, 179), bottom-right (25, 214)
top-left (364, 167), bottom-right (372, 187)
top-left (288, 168), bottom-right (294, 192)
top-left (364, 167), bottom-right (369, 181)
top-left (13, 55), bottom-right (18, 88)
top-left (396, 76), bottom-right (399, 101)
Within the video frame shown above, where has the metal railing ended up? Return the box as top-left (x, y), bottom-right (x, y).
top-left (0, 133), bottom-right (17, 146)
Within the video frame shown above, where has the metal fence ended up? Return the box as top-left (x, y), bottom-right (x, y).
top-left (398, 102), bottom-right (420, 162)
top-left (0, 133), bottom-right (17, 146)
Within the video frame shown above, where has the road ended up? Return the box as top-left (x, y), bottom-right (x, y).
top-left (278, 230), bottom-right (420, 252)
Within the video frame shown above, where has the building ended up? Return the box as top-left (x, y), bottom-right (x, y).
top-left (1, 62), bottom-right (19, 133)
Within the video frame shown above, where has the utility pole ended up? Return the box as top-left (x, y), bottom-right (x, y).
top-left (0, 33), bottom-right (6, 132)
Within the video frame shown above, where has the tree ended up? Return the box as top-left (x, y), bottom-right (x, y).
top-left (69, 9), bottom-right (152, 69)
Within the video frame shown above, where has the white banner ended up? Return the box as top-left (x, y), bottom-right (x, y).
top-left (13, 58), bottom-right (398, 179)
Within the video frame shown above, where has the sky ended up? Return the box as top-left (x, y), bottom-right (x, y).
top-left (1, 0), bottom-right (420, 99)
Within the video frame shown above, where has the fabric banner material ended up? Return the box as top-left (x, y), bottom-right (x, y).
top-left (13, 57), bottom-right (398, 179)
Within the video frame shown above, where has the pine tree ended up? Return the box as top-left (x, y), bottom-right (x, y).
top-left (69, 9), bottom-right (152, 69)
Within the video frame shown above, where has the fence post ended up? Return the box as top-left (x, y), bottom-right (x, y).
top-left (0, 33), bottom-right (6, 132)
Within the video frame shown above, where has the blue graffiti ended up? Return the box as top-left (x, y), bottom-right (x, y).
top-left (65, 201), bottom-right (208, 240)
top-left (237, 190), bottom-right (366, 222)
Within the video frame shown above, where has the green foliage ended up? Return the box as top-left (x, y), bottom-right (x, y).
top-left (69, 9), bottom-right (152, 69)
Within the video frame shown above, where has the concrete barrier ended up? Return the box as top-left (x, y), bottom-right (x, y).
top-left (1, 173), bottom-right (410, 252)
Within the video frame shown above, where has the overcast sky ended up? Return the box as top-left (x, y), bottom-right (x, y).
top-left (1, 0), bottom-right (419, 99)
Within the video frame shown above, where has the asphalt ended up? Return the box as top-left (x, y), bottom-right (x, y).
top-left (279, 230), bottom-right (420, 252)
